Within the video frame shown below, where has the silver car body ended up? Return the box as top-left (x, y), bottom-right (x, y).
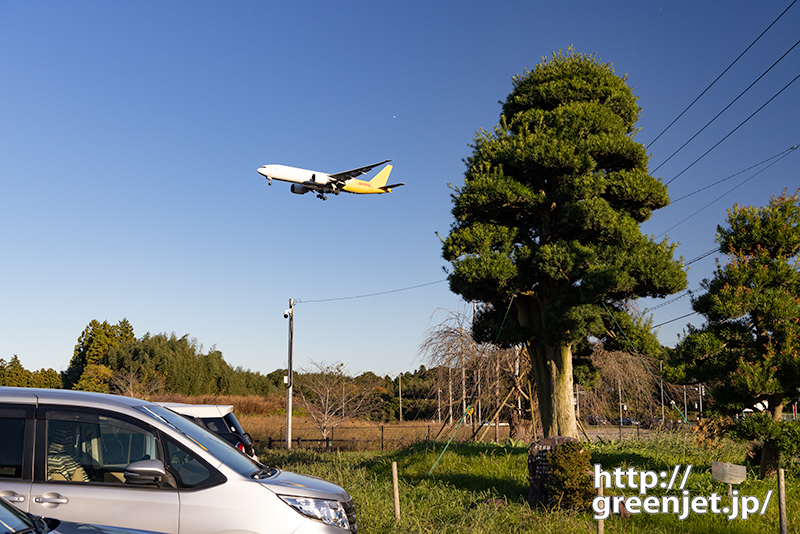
top-left (0, 388), bottom-right (356, 534)
top-left (0, 494), bottom-right (168, 534)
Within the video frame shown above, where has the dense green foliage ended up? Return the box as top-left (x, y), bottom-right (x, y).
top-left (443, 49), bottom-right (686, 436)
top-left (381, 366), bottom-right (440, 421)
top-left (671, 191), bottom-right (800, 476)
top-left (0, 355), bottom-right (61, 388)
top-left (59, 318), bottom-right (278, 396)
top-left (63, 319), bottom-right (135, 391)
top-left (106, 332), bottom-right (277, 396)
top-left (672, 191), bottom-right (800, 414)
top-left (544, 441), bottom-right (594, 510)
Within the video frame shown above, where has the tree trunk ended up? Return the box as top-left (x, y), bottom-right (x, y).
top-left (761, 401), bottom-right (784, 478)
top-left (528, 341), bottom-right (578, 438)
top-left (517, 294), bottom-right (578, 439)
top-left (509, 408), bottom-right (533, 442)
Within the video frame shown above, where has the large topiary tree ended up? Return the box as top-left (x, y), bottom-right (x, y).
top-left (443, 50), bottom-right (686, 438)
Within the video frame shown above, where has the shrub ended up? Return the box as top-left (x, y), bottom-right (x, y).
top-left (544, 441), bottom-right (594, 510)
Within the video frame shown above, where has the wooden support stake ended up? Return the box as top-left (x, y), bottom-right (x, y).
top-left (597, 485), bottom-right (604, 534)
top-left (778, 468), bottom-right (787, 534)
top-left (392, 461), bottom-right (401, 520)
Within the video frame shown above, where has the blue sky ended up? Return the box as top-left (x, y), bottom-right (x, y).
top-left (2, 1), bottom-right (798, 379)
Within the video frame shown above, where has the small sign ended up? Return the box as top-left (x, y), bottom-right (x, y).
top-left (711, 461), bottom-right (747, 484)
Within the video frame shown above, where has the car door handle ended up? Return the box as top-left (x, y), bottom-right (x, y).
top-left (35, 495), bottom-right (68, 504)
top-left (0, 492), bottom-right (25, 503)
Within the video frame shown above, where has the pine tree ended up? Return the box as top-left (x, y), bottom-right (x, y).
top-left (443, 50), bottom-right (686, 437)
top-left (673, 190), bottom-right (800, 477)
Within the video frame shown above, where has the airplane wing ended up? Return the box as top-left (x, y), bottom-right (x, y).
top-left (328, 159), bottom-right (392, 185)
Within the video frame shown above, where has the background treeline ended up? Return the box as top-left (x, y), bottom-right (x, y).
top-left (0, 355), bottom-right (61, 388)
top-left (3, 318), bottom-right (687, 429)
top-left (0, 317), bottom-right (452, 422)
top-left (0, 318), bottom-right (445, 422)
top-left (62, 319), bottom-right (280, 397)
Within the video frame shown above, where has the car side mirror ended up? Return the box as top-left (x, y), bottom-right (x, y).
top-left (124, 459), bottom-right (166, 485)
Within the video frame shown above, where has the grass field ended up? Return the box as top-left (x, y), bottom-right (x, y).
top-left (257, 432), bottom-right (798, 533)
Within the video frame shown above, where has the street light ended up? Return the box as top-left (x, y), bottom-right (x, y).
top-left (284, 299), bottom-right (295, 450)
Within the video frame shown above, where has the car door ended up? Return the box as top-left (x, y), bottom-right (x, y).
top-left (0, 404), bottom-right (35, 510)
top-left (28, 406), bottom-right (179, 533)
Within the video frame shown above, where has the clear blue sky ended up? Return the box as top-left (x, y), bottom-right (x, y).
top-left (2, 1), bottom-right (798, 378)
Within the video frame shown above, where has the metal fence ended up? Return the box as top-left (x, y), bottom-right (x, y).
top-left (255, 422), bottom-right (514, 451)
top-left (253, 422), bottom-right (672, 451)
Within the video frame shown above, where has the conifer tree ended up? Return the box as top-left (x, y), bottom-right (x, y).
top-left (673, 190), bottom-right (800, 476)
top-left (443, 50), bottom-right (686, 437)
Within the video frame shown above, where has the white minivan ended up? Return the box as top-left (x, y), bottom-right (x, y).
top-left (0, 387), bottom-right (356, 533)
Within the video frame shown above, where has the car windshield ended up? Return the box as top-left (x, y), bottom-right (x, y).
top-left (136, 404), bottom-right (263, 477)
top-left (0, 497), bottom-right (36, 533)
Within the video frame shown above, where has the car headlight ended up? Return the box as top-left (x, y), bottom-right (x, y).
top-left (279, 495), bottom-right (350, 530)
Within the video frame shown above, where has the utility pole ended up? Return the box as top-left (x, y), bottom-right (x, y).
top-left (284, 299), bottom-right (295, 450)
top-left (398, 374), bottom-right (403, 422)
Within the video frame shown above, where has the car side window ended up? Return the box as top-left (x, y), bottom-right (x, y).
top-left (166, 439), bottom-right (211, 488)
top-left (0, 410), bottom-right (27, 479)
top-left (45, 410), bottom-right (160, 484)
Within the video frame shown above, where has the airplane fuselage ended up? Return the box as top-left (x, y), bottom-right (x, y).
top-left (257, 161), bottom-right (401, 199)
top-left (258, 164), bottom-right (331, 189)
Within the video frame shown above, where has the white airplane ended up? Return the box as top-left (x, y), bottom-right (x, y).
top-left (257, 159), bottom-right (404, 200)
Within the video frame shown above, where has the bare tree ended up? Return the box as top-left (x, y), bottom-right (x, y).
top-left (111, 369), bottom-right (165, 399)
top-left (419, 308), bottom-right (533, 440)
top-left (419, 308), bottom-right (482, 424)
top-left (294, 361), bottom-right (383, 440)
top-left (579, 347), bottom-right (675, 423)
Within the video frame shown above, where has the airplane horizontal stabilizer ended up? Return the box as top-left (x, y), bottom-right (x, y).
top-left (380, 183), bottom-right (406, 192)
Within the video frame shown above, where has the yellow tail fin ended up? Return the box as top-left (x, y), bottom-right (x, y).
top-left (368, 164), bottom-right (393, 188)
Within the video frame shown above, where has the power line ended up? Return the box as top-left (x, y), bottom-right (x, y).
top-left (652, 38), bottom-right (800, 174)
top-left (653, 312), bottom-right (699, 329)
top-left (666, 71), bottom-right (800, 185)
top-left (686, 248), bottom-right (717, 265)
top-left (657, 145), bottom-right (797, 238)
top-left (648, 291), bottom-right (692, 311)
top-left (300, 279), bottom-right (447, 304)
top-left (671, 145), bottom-right (797, 203)
top-left (647, 0), bottom-right (797, 149)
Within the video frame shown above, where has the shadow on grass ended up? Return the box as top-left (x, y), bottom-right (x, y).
top-left (590, 449), bottom-right (660, 471)
top-left (355, 441), bottom-right (531, 502)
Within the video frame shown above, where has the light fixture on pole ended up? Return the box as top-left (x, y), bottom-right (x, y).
top-left (284, 299), bottom-right (295, 450)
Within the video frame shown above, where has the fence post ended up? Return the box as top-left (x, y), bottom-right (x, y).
top-left (779, 468), bottom-right (787, 534)
top-left (381, 425), bottom-right (384, 451)
top-left (392, 461), bottom-right (401, 520)
top-left (597, 485), bottom-right (604, 534)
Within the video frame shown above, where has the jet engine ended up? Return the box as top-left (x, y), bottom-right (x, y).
top-left (290, 184), bottom-right (309, 195)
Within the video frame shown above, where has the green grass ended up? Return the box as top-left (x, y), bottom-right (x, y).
top-left (258, 434), bottom-right (798, 533)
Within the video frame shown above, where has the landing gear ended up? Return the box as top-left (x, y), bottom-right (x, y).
top-left (316, 193), bottom-right (327, 200)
